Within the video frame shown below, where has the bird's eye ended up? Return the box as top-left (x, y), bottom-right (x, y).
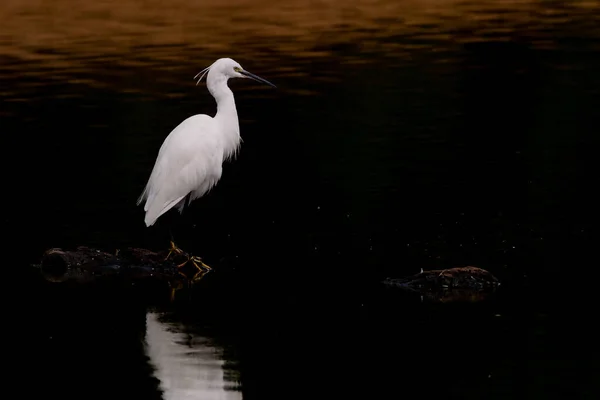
top-left (233, 66), bottom-right (241, 72)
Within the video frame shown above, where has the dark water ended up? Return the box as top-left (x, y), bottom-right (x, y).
top-left (3, 0), bottom-right (600, 398)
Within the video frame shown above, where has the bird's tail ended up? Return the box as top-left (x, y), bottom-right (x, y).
top-left (137, 185), bottom-right (148, 206)
top-left (143, 194), bottom-right (186, 227)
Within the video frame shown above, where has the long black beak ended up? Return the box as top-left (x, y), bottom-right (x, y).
top-left (239, 69), bottom-right (276, 88)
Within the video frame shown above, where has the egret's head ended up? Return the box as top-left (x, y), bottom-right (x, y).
top-left (195, 58), bottom-right (276, 88)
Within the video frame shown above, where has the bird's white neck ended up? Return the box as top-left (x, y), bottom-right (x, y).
top-left (208, 75), bottom-right (241, 160)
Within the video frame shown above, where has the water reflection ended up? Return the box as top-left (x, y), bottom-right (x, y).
top-left (145, 311), bottom-right (242, 400)
top-left (2, 0), bottom-right (599, 95)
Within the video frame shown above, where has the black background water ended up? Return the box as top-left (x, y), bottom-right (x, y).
top-left (3, 0), bottom-right (599, 398)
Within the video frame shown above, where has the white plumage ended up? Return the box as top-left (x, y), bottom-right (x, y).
top-left (137, 58), bottom-right (275, 227)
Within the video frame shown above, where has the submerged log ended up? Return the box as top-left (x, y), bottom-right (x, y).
top-left (36, 245), bottom-right (207, 285)
top-left (383, 266), bottom-right (500, 290)
top-left (382, 266), bottom-right (500, 302)
top-left (35, 247), bottom-right (500, 303)
top-left (34, 245), bottom-right (213, 302)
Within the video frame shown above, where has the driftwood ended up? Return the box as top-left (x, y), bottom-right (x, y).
top-left (383, 266), bottom-right (500, 302)
top-left (34, 245), bottom-right (210, 303)
top-left (34, 246), bottom-right (500, 303)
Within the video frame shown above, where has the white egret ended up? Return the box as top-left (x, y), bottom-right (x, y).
top-left (137, 57), bottom-right (276, 270)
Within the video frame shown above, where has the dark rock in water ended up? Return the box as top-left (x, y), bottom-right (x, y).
top-left (383, 266), bottom-right (500, 302)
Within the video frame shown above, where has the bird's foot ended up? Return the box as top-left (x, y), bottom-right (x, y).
top-left (176, 255), bottom-right (211, 272)
top-left (165, 240), bottom-right (211, 273)
top-left (165, 240), bottom-right (184, 261)
top-left (191, 255), bottom-right (212, 272)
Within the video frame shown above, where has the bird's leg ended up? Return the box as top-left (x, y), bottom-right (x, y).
top-left (165, 240), bottom-right (184, 261)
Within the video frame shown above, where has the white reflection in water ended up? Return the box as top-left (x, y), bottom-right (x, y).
top-left (144, 312), bottom-right (242, 400)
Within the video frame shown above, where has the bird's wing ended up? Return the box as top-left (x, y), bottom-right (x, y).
top-left (138, 114), bottom-right (223, 226)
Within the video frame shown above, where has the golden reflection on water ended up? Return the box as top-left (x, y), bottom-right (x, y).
top-left (2, 0), bottom-right (599, 77)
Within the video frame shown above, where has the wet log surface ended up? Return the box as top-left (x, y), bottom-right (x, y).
top-left (383, 266), bottom-right (500, 290)
top-left (35, 245), bottom-right (207, 284)
top-left (383, 266), bottom-right (501, 302)
top-left (33, 247), bottom-right (501, 303)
